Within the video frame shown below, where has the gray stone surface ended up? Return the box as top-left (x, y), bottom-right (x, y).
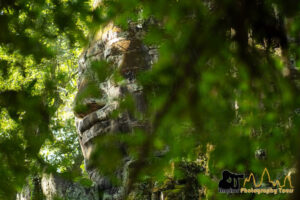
top-left (41, 174), bottom-right (99, 200)
top-left (16, 174), bottom-right (99, 200)
top-left (73, 20), bottom-right (158, 199)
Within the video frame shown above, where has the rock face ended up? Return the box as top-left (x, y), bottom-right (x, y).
top-left (41, 174), bottom-right (99, 200)
top-left (16, 174), bottom-right (99, 200)
top-left (73, 20), bottom-right (205, 199)
top-left (73, 21), bottom-right (158, 199)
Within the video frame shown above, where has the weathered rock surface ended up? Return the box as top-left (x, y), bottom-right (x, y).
top-left (17, 174), bottom-right (99, 200)
top-left (73, 19), bottom-right (159, 199)
top-left (41, 174), bottom-right (99, 200)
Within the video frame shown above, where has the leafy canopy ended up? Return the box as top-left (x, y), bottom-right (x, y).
top-left (0, 0), bottom-right (300, 199)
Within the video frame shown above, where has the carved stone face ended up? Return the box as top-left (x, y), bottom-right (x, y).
top-left (74, 23), bottom-right (157, 192)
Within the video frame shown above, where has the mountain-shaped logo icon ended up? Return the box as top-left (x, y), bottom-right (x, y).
top-left (243, 168), bottom-right (294, 189)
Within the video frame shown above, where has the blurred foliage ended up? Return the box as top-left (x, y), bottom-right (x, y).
top-left (91, 0), bottom-right (300, 199)
top-left (0, 0), bottom-right (92, 198)
top-left (0, 0), bottom-right (300, 199)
